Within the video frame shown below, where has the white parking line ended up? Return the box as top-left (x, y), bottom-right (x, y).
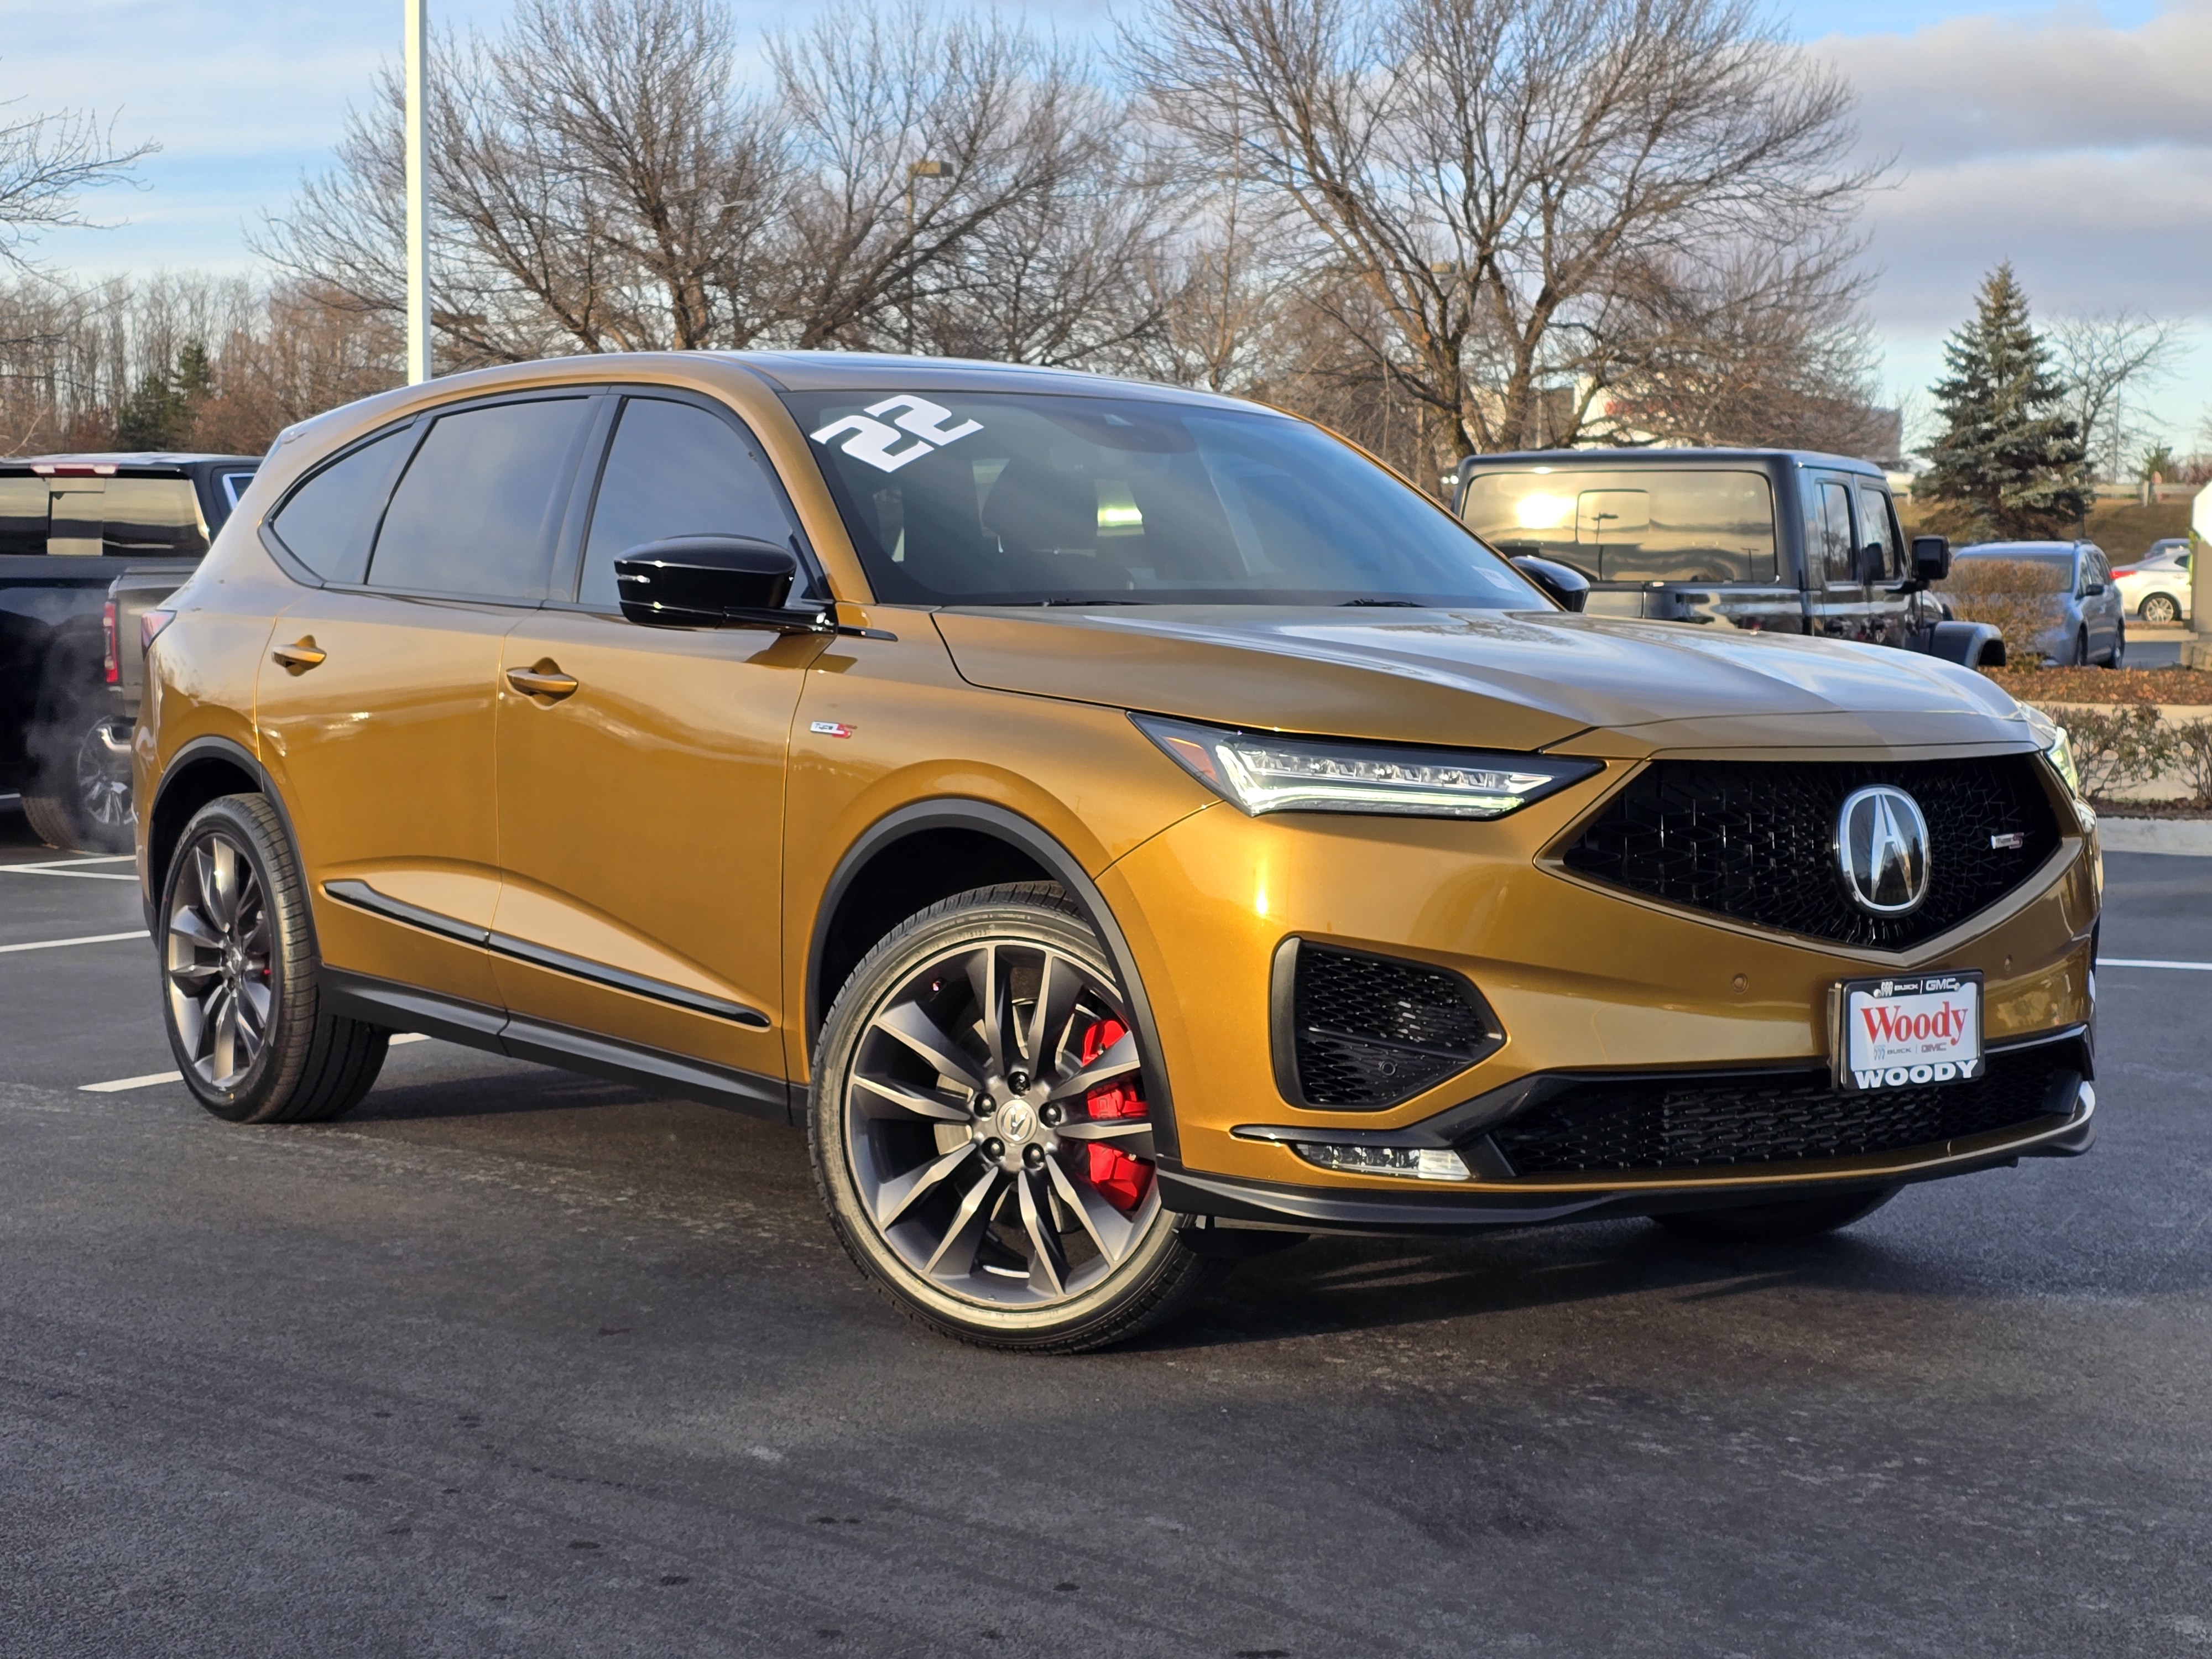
top-left (2099, 957), bottom-right (2212, 972)
top-left (2, 869), bottom-right (139, 881)
top-left (81, 1070), bottom-right (183, 1093)
top-left (0, 930), bottom-right (150, 954)
top-left (76, 1033), bottom-right (432, 1094)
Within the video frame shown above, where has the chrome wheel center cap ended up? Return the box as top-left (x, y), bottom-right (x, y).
top-left (1000, 1101), bottom-right (1037, 1142)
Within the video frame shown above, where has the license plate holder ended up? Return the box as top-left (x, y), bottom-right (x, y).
top-left (1833, 971), bottom-right (1984, 1092)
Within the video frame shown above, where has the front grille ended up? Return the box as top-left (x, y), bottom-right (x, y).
top-left (1285, 943), bottom-right (1499, 1108)
top-left (1562, 755), bottom-right (2062, 950)
top-left (1488, 1047), bottom-right (2069, 1176)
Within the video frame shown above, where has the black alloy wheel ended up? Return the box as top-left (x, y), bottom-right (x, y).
top-left (810, 883), bottom-right (1218, 1352)
top-left (159, 794), bottom-right (389, 1124)
top-left (22, 712), bottom-right (133, 854)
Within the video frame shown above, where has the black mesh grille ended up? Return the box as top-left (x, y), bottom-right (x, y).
top-left (1489, 1047), bottom-right (2068, 1176)
top-left (1290, 946), bottom-right (1496, 1108)
top-left (1562, 755), bottom-right (2062, 950)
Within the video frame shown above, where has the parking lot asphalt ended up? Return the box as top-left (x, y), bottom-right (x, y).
top-left (2, 801), bottom-right (2208, 1658)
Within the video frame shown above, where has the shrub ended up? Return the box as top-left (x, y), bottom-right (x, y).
top-left (1938, 558), bottom-right (2070, 662)
top-left (2170, 718), bottom-right (2212, 809)
top-left (2034, 702), bottom-right (2174, 798)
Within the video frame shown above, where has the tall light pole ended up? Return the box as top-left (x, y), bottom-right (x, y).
top-left (404, 0), bottom-right (431, 385)
top-left (904, 159), bottom-right (954, 357)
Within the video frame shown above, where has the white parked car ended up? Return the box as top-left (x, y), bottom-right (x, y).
top-left (2114, 540), bottom-right (2192, 624)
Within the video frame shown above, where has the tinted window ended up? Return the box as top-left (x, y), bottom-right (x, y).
top-left (786, 390), bottom-right (1543, 608)
top-left (220, 471), bottom-right (255, 515)
top-left (102, 476), bottom-right (207, 557)
top-left (578, 398), bottom-right (798, 608)
top-left (1813, 481), bottom-right (1855, 585)
top-left (0, 476), bottom-right (46, 555)
top-left (272, 429), bottom-right (413, 581)
top-left (369, 398), bottom-right (589, 599)
top-left (1855, 485), bottom-right (1900, 580)
top-left (1459, 467), bottom-right (1777, 583)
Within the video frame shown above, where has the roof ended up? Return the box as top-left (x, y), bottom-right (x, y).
top-left (707, 350), bottom-right (1262, 413)
top-left (1459, 447), bottom-right (1888, 477)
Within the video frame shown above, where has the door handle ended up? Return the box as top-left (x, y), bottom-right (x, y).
top-left (507, 662), bottom-right (581, 702)
top-left (271, 638), bottom-right (326, 673)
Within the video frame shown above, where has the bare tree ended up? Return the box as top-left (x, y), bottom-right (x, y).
top-left (265, 0), bottom-right (790, 366)
top-left (2049, 310), bottom-right (2187, 482)
top-left (0, 89), bottom-right (155, 274)
top-left (1128, 0), bottom-right (1880, 476)
top-left (768, 3), bottom-right (1140, 353)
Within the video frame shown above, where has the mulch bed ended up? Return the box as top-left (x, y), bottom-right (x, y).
top-left (1986, 666), bottom-right (2212, 705)
top-left (2089, 797), bottom-right (2212, 820)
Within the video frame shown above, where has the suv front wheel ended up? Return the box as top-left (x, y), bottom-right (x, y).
top-left (811, 883), bottom-right (1215, 1352)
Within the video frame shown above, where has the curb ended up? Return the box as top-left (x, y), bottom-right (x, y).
top-left (2099, 818), bottom-right (2212, 857)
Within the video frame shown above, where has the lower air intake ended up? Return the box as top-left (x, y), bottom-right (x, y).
top-left (1275, 941), bottom-right (1501, 1109)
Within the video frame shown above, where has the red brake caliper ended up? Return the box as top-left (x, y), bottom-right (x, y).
top-left (1076, 1016), bottom-right (1152, 1211)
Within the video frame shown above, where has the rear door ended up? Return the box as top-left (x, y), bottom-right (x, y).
top-left (257, 393), bottom-right (597, 1016)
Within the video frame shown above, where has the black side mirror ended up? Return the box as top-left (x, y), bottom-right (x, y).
top-left (1510, 555), bottom-right (1590, 613)
top-left (613, 536), bottom-right (824, 631)
top-left (1910, 534), bottom-right (1950, 585)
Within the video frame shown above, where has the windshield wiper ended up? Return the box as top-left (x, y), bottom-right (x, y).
top-left (1033, 598), bottom-right (1147, 606)
top-left (1339, 598), bottom-right (1426, 607)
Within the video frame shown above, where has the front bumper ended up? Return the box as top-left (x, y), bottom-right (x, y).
top-left (1157, 1032), bottom-right (2095, 1233)
top-left (1099, 749), bottom-right (2099, 1216)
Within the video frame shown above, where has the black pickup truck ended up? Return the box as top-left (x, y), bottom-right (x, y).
top-left (1453, 447), bottom-right (2001, 666)
top-left (1, 452), bottom-right (259, 850)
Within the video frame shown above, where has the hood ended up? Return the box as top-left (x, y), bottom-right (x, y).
top-left (932, 607), bottom-right (2037, 755)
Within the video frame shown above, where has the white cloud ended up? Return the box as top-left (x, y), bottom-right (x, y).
top-left (1815, 3), bottom-right (2212, 441)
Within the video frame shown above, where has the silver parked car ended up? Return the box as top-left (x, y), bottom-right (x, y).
top-left (2114, 539), bottom-right (2192, 624)
top-left (1952, 541), bottom-right (2127, 667)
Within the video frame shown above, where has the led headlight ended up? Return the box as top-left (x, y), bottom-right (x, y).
top-left (2020, 705), bottom-right (2083, 797)
top-left (1134, 714), bottom-right (1599, 820)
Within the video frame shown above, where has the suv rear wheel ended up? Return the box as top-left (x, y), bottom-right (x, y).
top-left (159, 794), bottom-right (389, 1124)
top-left (810, 883), bottom-right (1215, 1352)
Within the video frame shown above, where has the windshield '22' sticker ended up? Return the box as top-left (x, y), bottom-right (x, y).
top-left (810, 395), bottom-right (983, 473)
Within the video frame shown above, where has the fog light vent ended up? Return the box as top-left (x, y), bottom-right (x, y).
top-left (1294, 1142), bottom-right (1471, 1181)
top-left (1274, 941), bottom-right (1502, 1109)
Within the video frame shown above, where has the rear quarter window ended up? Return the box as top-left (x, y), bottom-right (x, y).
top-left (268, 428), bottom-right (414, 583)
top-left (1460, 467), bottom-right (1777, 584)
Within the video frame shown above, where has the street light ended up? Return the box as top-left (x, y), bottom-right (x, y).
top-left (905, 159), bottom-right (956, 356)
top-left (404, 0), bottom-right (431, 385)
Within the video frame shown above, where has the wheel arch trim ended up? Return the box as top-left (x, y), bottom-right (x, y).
top-left (807, 797), bottom-right (1181, 1162)
top-left (147, 735), bottom-right (302, 926)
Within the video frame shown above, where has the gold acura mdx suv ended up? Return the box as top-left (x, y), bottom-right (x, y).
top-left (135, 353), bottom-right (2099, 1351)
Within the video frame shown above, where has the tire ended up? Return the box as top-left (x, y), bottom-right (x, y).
top-left (2104, 622), bottom-right (2125, 670)
top-left (2140, 593), bottom-right (2180, 625)
top-left (158, 793), bottom-right (388, 1124)
top-left (2070, 628), bottom-right (2089, 667)
top-left (23, 711), bottom-right (133, 854)
top-left (810, 881), bottom-right (1218, 1353)
top-left (1653, 1186), bottom-right (1897, 1244)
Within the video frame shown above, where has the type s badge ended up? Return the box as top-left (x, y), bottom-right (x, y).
top-left (1836, 971), bottom-right (1984, 1091)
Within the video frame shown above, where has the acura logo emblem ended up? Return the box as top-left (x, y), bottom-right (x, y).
top-left (1835, 786), bottom-right (1931, 915)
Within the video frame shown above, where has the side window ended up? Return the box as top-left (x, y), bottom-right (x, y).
top-left (1855, 486), bottom-right (1901, 581)
top-left (269, 429), bottom-right (413, 582)
top-left (577, 397), bottom-right (801, 609)
top-left (1813, 480), bottom-right (1856, 585)
top-left (369, 398), bottom-right (590, 601)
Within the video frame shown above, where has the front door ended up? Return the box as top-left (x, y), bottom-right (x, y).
top-left (491, 393), bottom-right (827, 1096)
top-left (255, 392), bottom-right (596, 1014)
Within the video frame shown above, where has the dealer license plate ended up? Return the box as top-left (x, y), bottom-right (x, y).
top-left (1835, 972), bottom-right (1983, 1091)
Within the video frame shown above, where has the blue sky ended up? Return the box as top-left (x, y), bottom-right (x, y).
top-left (4, 0), bottom-right (2206, 452)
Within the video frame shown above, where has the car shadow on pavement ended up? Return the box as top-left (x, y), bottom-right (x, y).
top-left (1141, 1223), bottom-right (1933, 1350)
top-left (343, 1066), bottom-right (664, 1121)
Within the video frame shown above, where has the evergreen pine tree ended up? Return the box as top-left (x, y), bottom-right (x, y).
top-left (1922, 263), bottom-right (2087, 540)
top-left (111, 340), bottom-right (212, 451)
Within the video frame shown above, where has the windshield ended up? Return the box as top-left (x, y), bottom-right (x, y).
top-left (782, 389), bottom-right (1545, 608)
